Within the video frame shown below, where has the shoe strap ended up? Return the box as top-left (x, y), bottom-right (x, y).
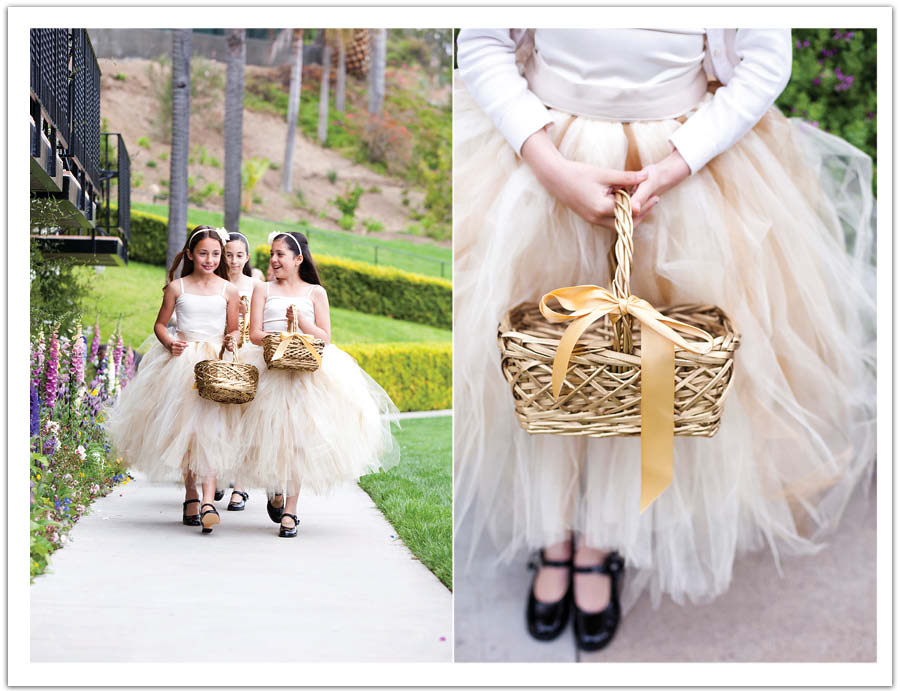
top-left (529, 548), bottom-right (573, 570)
top-left (200, 503), bottom-right (218, 515)
top-left (230, 490), bottom-right (249, 501)
top-left (573, 553), bottom-right (624, 576)
top-left (281, 513), bottom-right (298, 527)
top-left (183, 498), bottom-right (201, 507)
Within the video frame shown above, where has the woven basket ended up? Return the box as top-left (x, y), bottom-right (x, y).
top-left (194, 344), bottom-right (259, 404)
top-left (238, 295), bottom-right (251, 348)
top-left (497, 190), bottom-right (740, 438)
top-left (263, 306), bottom-right (325, 371)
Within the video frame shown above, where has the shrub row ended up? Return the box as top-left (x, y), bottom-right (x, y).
top-left (340, 342), bottom-right (451, 412)
top-left (110, 207), bottom-right (178, 266)
top-left (255, 244), bottom-right (452, 329)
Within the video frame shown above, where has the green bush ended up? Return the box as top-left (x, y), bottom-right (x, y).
top-left (110, 207), bottom-right (186, 266)
top-left (253, 246), bottom-right (452, 329)
top-left (777, 29), bottom-right (876, 189)
top-left (341, 342), bottom-right (451, 411)
top-left (137, 136), bottom-right (150, 149)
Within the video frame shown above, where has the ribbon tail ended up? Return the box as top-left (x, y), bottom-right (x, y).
top-left (271, 334), bottom-right (292, 362)
top-left (639, 323), bottom-right (675, 513)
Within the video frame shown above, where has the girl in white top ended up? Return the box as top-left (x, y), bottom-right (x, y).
top-left (240, 231), bottom-right (398, 537)
top-left (107, 226), bottom-right (243, 534)
top-left (455, 29), bottom-right (875, 649)
top-left (216, 230), bottom-right (264, 512)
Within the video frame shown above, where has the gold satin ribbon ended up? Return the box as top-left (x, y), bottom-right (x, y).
top-left (270, 331), bottom-right (322, 367)
top-left (539, 285), bottom-right (714, 512)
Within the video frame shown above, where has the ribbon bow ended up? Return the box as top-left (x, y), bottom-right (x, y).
top-left (539, 284), bottom-right (714, 512)
top-left (270, 304), bottom-right (322, 366)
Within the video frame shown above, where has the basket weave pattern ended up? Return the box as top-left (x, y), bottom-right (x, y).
top-left (195, 345), bottom-right (259, 404)
top-left (497, 190), bottom-right (740, 438)
top-left (262, 307), bottom-right (325, 371)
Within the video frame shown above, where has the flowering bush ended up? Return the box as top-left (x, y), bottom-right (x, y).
top-left (777, 29), bottom-right (876, 191)
top-left (29, 320), bottom-right (134, 580)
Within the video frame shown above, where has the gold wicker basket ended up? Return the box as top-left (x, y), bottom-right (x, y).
top-left (194, 344), bottom-right (259, 404)
top-left (497, 190), bottom-right (741, 509)
top-left (263, 306), bottom-right (325, 371)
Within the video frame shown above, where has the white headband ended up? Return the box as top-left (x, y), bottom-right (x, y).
top-left (267, 231), bottom-right (302, 254)
top-left (228, 232), bottom-right (250, 246)
top-left (189, 226), bottom-right (229, 246)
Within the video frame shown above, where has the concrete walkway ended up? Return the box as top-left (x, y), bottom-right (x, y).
top-left (31, 476), bottom-right (452, 662)
top-left (454, 481), bottom-right (876, 662)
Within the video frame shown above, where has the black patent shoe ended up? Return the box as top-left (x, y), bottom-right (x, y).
top-left (573, 551), bottom-right (625, 652)
top-left (526, 548), bottom-right (573, 642)
top-left (200, 503), bottom-right (220, 534)
top-left (182, 498), bottom-right (202, 526)
top-left (279, 513), bottom-right (299, 538)
top-left (214, 488), bottom-right (225, 501)
top-left (266, 493), bottom-right (284, 523)
top-left (227, 490), bottom-right (249, 511)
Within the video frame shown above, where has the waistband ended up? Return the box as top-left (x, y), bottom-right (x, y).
top-left (524, 49), bottom-right (710, 122)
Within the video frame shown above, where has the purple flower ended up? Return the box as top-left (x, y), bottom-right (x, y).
top-left (803, 39), bottom-right (810, 48)
top-left (813, 76), bottom-right (821, 86)
top-left (114, 332), bottom-right (124, 371)
top-left (847, 31), bottom-right (854, 40)
top-left (836, 66), bottom-right (843, 79)
top-left (122, 348), bottom-right (136, 389)
top-left (30, 383), bottom-right (40, 437)
top-left (818, 58), bottom-right (824, 66)
top-left (90, 321), bottom-right (101, 368)
top-left (44, 328), bottom-right (59, 411)
top-left (811, 121), bottom-right (819, 128)
top-left (32, 330), bottom-right (45, 391)
top-left (795, 39), bottom-right (801, 50)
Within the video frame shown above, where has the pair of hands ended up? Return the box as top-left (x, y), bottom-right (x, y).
top-left (521, 129), bottom-right (691, 231)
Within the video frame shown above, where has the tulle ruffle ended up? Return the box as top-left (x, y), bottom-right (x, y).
top-left (106, 338), bottom-right (245, 481)
top-left (453, 83), bottom-right (876, 609)
top-left (236, 343), bottom-right (399, 494)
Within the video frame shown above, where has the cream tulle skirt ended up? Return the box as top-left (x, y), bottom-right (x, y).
top-left (106, 338), bottom-right (244, 481)
top-left (236, 343), bottom-right (398, 494)
top-left (453, 84), bottom-right (877, 609)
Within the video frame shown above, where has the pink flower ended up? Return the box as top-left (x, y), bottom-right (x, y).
top-left (90, 321), bottom-right (101, 367)
top-left (44, 328), bottom-right (60, 411)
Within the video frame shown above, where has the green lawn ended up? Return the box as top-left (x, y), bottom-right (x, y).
top-left (131, 202), bottom-right (452, 279)
top-left (359, 415), bottom-right (451, 589)
top-left (83, 260), bottom-right (451, 351)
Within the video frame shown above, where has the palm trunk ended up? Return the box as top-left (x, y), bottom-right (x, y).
top-left (367, 29), bottom-right (386, 116)
top-left (282, 30), bottom-right (303, 192)
top-left (224, 29), bottom-right (245, 231)
top-left (167, 29), bottom-right (191, 272)
top-left (317, 41), bottom-right (331, 144)
top-left (335, 37), bottom-right (346, 112)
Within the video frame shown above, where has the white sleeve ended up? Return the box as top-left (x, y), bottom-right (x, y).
top-left (668, 29), bottom-right (793, 174)
top-left (456, 29), bottom-right (554, 156)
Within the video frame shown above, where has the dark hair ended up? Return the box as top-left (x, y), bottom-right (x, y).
top-left (167, 226), bottom-right (229, 283)
top-left (271, 232), bottom-right (322, 285)
top-left (227, 232), bottom-right (253, 277)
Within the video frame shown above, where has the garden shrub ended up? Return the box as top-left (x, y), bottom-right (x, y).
top-left (341, 342), bottom-right (451, 411)
top-left (253, 246), bottom-right (451, 329)
top-left (109, 207), bottom-right (180, 266)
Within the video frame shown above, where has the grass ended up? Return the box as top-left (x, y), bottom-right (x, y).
top-left (131, 202), bottom-right (452, 279)
top-left (358, 416), bottom-right (451, 589)
top-left (81, 261), bottom-right (451, 351)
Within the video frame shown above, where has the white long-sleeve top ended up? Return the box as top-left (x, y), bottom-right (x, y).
top-left (456, 29), bottom-right (793, 174)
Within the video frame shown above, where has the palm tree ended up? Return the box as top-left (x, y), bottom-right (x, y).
top-left (167, 29), bottom-right (191, 273)
top-left (367, 28), bottom-right (387, 116)
top-left (317, 31), bottom-right (332, 144)
top-left (282, 29), bottom-right (304, 192)
top-left (224, 29), bottom-right (245, 234)
top-left (335, 31), bottom-right (348, 113)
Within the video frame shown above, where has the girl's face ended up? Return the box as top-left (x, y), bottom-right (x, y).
top-left (187, 237), bottom-right (222, 275)
top-left (269, 238), bottom-right (301, 279)
top-left (224, 240), bottom-right (248, 276)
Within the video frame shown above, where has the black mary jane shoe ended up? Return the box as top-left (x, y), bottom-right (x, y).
top-left (214, 488), bottom-right (225, 501)
top-left (573, 551), bottom-right (625, 652)
top-left (526, 548), bottom-right (574, 642)
top-left (266, 493), bottom-right (285, 524)
top-left (227, 490), bottom-right (249, 512)
top-left (182, 498), bottom-right (202, 526)
top-left (278, 513), bottom-right (299, 538)
top-left (199, 503), bottom-right (220, 534)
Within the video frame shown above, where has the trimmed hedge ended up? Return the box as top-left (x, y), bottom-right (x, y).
top-left (111, 207), bottom-right (181, 266)
top-left (255, 244), bottom-right (452, 329)
top-left (340, 342), bottom-right (451, 412)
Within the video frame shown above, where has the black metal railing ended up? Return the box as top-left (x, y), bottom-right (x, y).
top-left (30, 29), bottom-right (70, 146)
top-left (68, 29), bottom-right (101, 188)
top-left (99, 132), bottom-right (131, 261)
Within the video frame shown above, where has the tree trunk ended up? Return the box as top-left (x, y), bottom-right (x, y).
top-left (224, 29), bottom-right (245, 232)
top-left (335, 37), bottom-right (346, 112)
top-left (367, 29), bottom-right (386, 116)
top-left (167, 29), bottom-right (191, 273)
top-left (282, 29), bottom-right (303, 192)
top-left (317, 41), bottom-right (331, 144)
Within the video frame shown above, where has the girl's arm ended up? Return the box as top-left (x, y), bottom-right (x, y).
top-left (248, 282), bottom-right (268, 346)
top-left (223, 282), bottom-right (241, 352)
top-left (301, 286), bottom-right (331, 344)
top-left (154, 282), bottom-right (187, 355)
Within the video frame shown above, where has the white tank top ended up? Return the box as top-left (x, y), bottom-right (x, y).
top-left (263, 283), bottom-right (316, 333)
top-left (174, 278), bottom-right (227, 342)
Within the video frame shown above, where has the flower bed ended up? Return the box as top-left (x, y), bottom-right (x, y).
top-left (29, 321), bottom-right (136, 580)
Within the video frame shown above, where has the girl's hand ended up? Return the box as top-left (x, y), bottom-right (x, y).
top-left (168, 339), bottom-right (188, 356)
top-left (224, 331), bottom-right (239, 353)
top-left (631, 149), bottom-right (691, 217)
top-left (521, 128), bottom-right (650, 229)
top-left (285, 305), bottom-right (294, 326)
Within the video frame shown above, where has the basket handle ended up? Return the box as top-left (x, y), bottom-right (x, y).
top-left (238, 295), bottom-right (251, 347)
top-left (218, 339), bottom-right (241, 363)
top-left (609, 189), bottom-right (635, 356)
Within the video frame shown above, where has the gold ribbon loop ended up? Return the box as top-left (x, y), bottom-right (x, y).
top-left (539, 284), bottom-right (715, 512)
top-left (270, 332), bottom-right (322, 367)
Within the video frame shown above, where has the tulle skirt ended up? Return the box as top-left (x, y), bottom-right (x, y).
top-left (106, 338), bottom-right (245, 481)
top-left (453, 84), bottom-right (877, 608)
top-left (237, 343), bottom-right (399, 493)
